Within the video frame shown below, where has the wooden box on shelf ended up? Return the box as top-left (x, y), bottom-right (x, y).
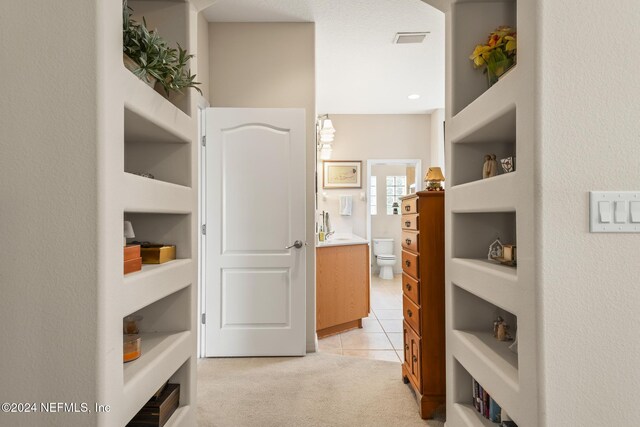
top-left (127, 383), bottom-right (180, 427)
top-left (124, 244), bottom-right (142, 275)
top-left (141, 244), bottom-right (176, 264)
top-left (399, 191), bottom-right (445, 419)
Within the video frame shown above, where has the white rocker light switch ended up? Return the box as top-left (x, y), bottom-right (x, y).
top-left (614, 201), bottom-right (627, 223)
top-left (598, 201), bottom-right (611, 223)
top-left (631, 201), bottom-right (640, 223)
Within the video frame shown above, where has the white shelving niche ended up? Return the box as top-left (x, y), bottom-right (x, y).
top-left (441, 0), bottom-right (538, 425)
top-left (98, 0), bottom-right (200, 425)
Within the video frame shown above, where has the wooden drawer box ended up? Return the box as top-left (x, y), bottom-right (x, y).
top-left (402, 230), bottom-right (419, 252)
top-left (402, 273), bottom-right (420, 306)
top-left (141, 245), bottom-right (176, 264)
top-left (401, 214), bottom-right (419, 231)
top-left (124, 244), bottom-right (142, 275)
top-left (127, 383), bottom-right (180, 427)
top-left (402, 250), bottom-right (419, 279)
top-left (402, 196), bottom-right (418, 214)
top-left (403, 294), bottom-right (421, 335)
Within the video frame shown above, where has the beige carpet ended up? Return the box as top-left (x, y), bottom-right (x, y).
top-left (197, 352), bottom-right (445, 427)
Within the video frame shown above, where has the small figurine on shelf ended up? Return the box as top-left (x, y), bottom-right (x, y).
top-left (501, 156), bottom-right (515, 173)
top-left (493, 315), bottom-right (513, 342)
top-left (488, 238), bottom-right (504, 260)
top-left (483, 154), bottom-right (499, 179)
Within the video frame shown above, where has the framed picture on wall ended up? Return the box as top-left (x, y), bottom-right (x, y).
top-left (323, 161), bottom-right (362, 189)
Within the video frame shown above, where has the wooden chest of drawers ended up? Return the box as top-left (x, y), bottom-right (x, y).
top-left (399, 191), bottom-right (445, 419)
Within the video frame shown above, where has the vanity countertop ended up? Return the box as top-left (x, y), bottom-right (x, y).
top-left (316, 234), bottom-right (369, 248)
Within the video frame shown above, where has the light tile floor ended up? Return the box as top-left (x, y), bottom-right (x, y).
top-left (318, 274), bottom-right (404, 363)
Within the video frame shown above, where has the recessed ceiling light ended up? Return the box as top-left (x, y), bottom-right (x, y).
top-left (408, 94), bottom-right (421, 100)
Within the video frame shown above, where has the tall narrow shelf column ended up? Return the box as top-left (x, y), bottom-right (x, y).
top-left (96, 0), bottom-right (202, 425)
top-left (423, 0), bottom-right (540, 425)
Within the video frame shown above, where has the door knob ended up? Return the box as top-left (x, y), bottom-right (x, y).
top-left (285, 240), bottom-right (304, 249)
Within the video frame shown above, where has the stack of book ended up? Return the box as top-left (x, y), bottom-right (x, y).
top-left (472, 378), bottom-right (502, 423)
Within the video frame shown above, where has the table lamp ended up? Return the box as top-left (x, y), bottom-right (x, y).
top-left (425, 167), bottom-right (445, 191)
top-left (124, 221), bottom-right (135, 246)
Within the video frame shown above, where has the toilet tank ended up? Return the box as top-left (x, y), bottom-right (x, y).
top-left (373, 238), bottom-right (394, 256)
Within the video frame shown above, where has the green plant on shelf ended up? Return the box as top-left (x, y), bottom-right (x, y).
top-left (122, 0), bottom-right (202, 96)
top-left (469, 26), bottom-right (517, 87)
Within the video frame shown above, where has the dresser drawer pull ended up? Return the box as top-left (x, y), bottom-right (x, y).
top-left (406, 283), bottom-right (412, 291)
top-left (413, 355), bottom-right (418, 363)
top-left (405, 344), bottom-right (409, 351)
top-left (407, 309), bottom-right (413, 318)
top-left (405, 260), bottom-right (411, 267)
top-left (405, 221), bottom-right (412, 227)
top-left (405, 238), bottom-right (412, 245)
top-left (405, 205), bottom-right (411, 212)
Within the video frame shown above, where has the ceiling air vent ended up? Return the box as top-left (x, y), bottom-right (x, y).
top-left (393, 32), bottom-right (429, 44)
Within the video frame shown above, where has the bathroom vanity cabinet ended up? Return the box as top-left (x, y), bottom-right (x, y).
top-left (316, 241), bottom-right (370, 338)
top-left (400, 191), bottom-right (445, 419)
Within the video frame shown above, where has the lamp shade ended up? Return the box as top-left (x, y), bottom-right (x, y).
top-left (124, 221), bottom-right (135, 239)
top-left (319, 144), bottom-right (333, 160)
top-left (425, 167), bottom-right (445, 182)
top-left (320, 119), bottom-right (335, 134)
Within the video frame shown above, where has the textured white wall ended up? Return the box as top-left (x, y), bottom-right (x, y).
top-left (208, 22), bottom-right (317, 351)
top-left (538, 1), bottom-right (640, 425)
top-left (317, 114), bottom-right (432, 239)
top-left (0, 1), bottom-right (99, 425)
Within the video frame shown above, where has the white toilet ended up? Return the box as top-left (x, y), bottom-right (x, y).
top-left (373, 238), bottom-right (397, 280)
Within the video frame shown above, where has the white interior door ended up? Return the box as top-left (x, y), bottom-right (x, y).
top-left (204, 108), bottom-right (306, 357)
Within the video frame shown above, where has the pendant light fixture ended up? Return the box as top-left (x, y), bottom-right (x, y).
top-left (317, 114), bottom-right (336, 159)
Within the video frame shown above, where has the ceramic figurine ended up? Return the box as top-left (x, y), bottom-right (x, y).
top-left (482, 154), bottom-right (492, 179)
top-left (488, 238), bottom-right (504, 261)
top-left (497, 323), bottom-right (512, 341)
top-left (493, 316), bottom-right (504, 337)
top-left (489, 154), bottom-right (499, 177)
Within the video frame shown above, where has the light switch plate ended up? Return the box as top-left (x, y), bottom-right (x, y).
top-left (590, 191), bottom-right (640, 233)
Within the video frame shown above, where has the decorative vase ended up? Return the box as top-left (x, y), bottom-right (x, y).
top-left (486, 57), bottom-right (515, 88)
top-left (123, 54), bottom-right (157, 88)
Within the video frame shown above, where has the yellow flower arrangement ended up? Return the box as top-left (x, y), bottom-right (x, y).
top-left (470, 26), bottom-right (517, 87)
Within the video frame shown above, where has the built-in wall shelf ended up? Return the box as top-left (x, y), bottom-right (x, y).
top-left (122, 69), bottom-right (193, 135)
top-left (124, 212), bottom-right (192, 259)
top-left (123, 173), bottom-right (193, 214)
top-left (451, 0), bottom-right (517, 116)
top-left (122, 259), bottom-right (193, 316)
top-left (88, 0), bottom-right (199, 425)
top-left (449, 172), bottom-right (517, 213)
top-left (126, 0), bottom-right (192, 116)
top-left (122, 331), bottom-right (191, 422)
top-left (445, 0), bottom-right (537, 424)
top-left (452, 330), bottom-right (518, 389)
top-left (125, 108), bottom-right (192, 188)
top-left (450, 258), bottom-right (519, 314)
top-left (452, 403), bottom-right (497, 427)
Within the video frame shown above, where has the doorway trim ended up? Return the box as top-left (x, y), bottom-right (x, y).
top-left (365, 158), bottom-right (422, 243)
